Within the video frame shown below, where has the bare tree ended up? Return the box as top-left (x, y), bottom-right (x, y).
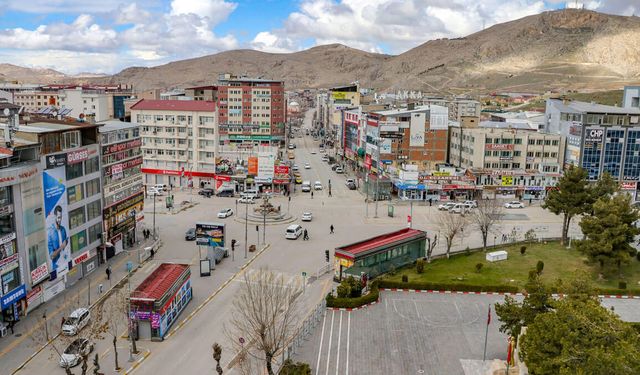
top-left (436, 211), bottom-right (468, 258)
top-left (426, 234), bottom-right (438, 263)
top-left (469, 200), bottom-right (503, 251)
top-left (98, 288), bottom-right (128, 371)
top-left (226, 268), bottom-right (303, 375)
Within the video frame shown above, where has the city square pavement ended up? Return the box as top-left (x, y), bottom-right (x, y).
top-left (0, 109), bottom-right (628, 375)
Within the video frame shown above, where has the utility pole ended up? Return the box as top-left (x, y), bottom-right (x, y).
top-left (152, 194), bottom-right (156, 238)
top-left (262, 198), bottom-right (267, 245)
top-left (244, 203), bottom-right (248, 259)
top-left (42, 310), bottom-right (49, 341)
top-left (374, 137), bottom-right (381, 218)
top-left (410, 200), bottom-right (414, 229)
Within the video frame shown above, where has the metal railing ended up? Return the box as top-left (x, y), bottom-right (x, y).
top-left (275, 300), bottom-right (327, 371)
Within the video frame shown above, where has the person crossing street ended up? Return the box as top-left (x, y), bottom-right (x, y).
top-left (303, 229), bottom-right (309, 241)
top-left (330, 224), bottom-right (334, 234)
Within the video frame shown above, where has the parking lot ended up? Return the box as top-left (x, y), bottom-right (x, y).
top-left (296, 291), bottom-right (509, 375)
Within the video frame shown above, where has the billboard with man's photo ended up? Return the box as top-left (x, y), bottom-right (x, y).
top-left (43, 166), bottom-right (71, 280)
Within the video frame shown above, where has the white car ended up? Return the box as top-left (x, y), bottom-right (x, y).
top-left (320, 148), bottom-right (326, 153)
top-left (60, 338), bottom-right (94, 368)
top-left (146, 188), bottom-right (163, 196)
top-left (438, 202), bottom-right (457, 211)
top-left (62, 308), bottom-right (91, 336)
top-left (335, 167), bottom-right (344, 174)
top-left (345, 178), bottom-right (355, 186)
top-left (463, 200), bottom-right (478, 208)
top-left (237, 196), bottom-right (255, 204)
top-left (314, 181), bottom-right (323, 190)
top-left (292, 164), bottom-right (299, 171)
top-left (310, 150), bottom-right (317, 154)
top-left (217, 208), bottom-right (234, 218)
top-left (449, 203), bottom-right (472, 214)
top-left (304, 163), bottom-right (311, 169)
top-left (301, 212), bottom-right (313, 221)
top-left (504, 201), bottom-right (525, 209)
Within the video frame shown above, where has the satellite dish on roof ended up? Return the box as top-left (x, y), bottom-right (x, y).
top-left (52, 111), bottom-right (58, 117)
top-left (2, 108), bottom-right (9, 116)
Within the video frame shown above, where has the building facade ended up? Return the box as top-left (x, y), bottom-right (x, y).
top-left (132, 99), bottom-right (218, 187)
top-left (98, 121), bottom-right (144, 255)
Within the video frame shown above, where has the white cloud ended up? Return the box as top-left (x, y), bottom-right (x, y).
top-left (0, 14), bottom-right (118, 51)
top-left (250, 31), bottom-right (300, 53)
top-left (170, 0), bottom-right (238, 25)
top-left (114, 3), bottom-right (152, 24)
top-left (0, 0), bottom-right (157, 14)
top-left (0, 49), bottom-right (127, 74)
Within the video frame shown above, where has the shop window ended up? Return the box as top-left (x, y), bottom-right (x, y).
top-left (85, 157), bottom-right (99, 174)
top-left (28, 243), bottom-right (47, 272)
top-left (61, 131), bottom-right (81, 150)
top-left (66, 162), bottom-right (84, 180)
top-left (0, 186), bottom-right (12, 206)
top-left (69, 207), bottom-right (86, 229)
top-left (67, 183), bottom-right (84, 204)
top-left (85, 178), bottom-right (101, 197)
top-left (86, 200), bottom-right (101, 221)
top-left (88, 222), bottom-right (102, 244)
top-left (70, 230), bottom-right (87, 254)
top-left (1, 268), bottom-right (20, 294)
top-left (0, 239), bottom-right (16, 260)
top-left (0, 213), bottom-right (15, 235)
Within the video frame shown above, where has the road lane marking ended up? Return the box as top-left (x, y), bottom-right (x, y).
top-left (324, 310), bottom-right (334, 375)
top-left (315, 310), bottom-right (327, 375)
top-left (335, 311), bottom-right (342, 375)
top-left (346, 312), bottom-right (351, 375)
top-left (413, 299), bottom-right (421, 319)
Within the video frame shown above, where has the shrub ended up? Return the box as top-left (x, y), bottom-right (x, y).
top-left (536, 260), bottom-right (544, 275)
top-left (336, 283), bottom-right (351, 298)
top-left (416, 259), bottom-right (425, 274)
top-left (475, 263), bottom-right (483, 273)
top-left (279, 359), bottom-right (311, 375)
top-left (388, 264), bottom-right (397, 276)
top-left (619, 281), bottom-right (628, 290)
top-left (520, 246), bottom-right (526, 255)
top-left (402, 275), bottom-right (409, 283)
top-left (326, 281), bottom-right (380, 308)
top-left (344, 276), bottom-right (362, 298)
top-left (465, 247), bottom-right (471, 256)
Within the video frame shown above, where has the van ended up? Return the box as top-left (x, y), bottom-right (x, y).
top-left (216, 188), bottom-right (235, 197)
top-left (242, 189), bottom-right (259, 199)
top-left (62, 308), bottom-right (90, 336)
top-left (153, 184), bottom-right (168, 191)
top-left (449, 203), bottom-right (471, 214)
top-left (301, 181), bottom-right (311, 192)
top-left (285, 224), bottom-right (303, 240)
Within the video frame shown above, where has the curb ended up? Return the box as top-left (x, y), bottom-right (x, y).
top-left (122, 348), bottom-right (151, 374)
top-left (164, 243), bottom-right (271, 340)
top-left (328, 299), bottom-right (379, 312)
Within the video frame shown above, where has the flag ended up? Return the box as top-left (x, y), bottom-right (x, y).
top-left (487, 306), bottom-right (491, 325)
top-left (506, 338), bottom-right (513, 364)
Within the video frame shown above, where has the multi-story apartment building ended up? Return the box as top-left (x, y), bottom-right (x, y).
top-left (623, 86), bottom-right (640, 109)
top-left (544, 99), bottom-right (640, 187)
top-left (98, 121), bottom-right (144, 255)
top-left (185, 86), bottom-right (218, 101)
top-left (131, 99), bottom-right (218, 187)
top-left (449, 123), bottom-right (566, 172)
top-left (329, 84), bottom-right (360, 153)
top-left (216, 75), bottom-right (286, 151)
top-left (13, 89), bottom-right (60, 113)
top-left (447, 98), bottom-right (482, 122)
top-left (58, 87), bottom-right (111, 123)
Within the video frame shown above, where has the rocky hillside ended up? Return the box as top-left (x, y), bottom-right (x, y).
top-left (2, 9), bottom-right (639, 94)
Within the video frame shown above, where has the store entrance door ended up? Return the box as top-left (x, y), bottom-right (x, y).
top-left (138, 320), bottom-right (151, 340)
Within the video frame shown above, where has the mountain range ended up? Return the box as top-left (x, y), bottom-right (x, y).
top-left (2, 9), bottom-right (639, 94)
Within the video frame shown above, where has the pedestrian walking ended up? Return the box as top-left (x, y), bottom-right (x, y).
top-left (330, 224), bottom-right (334, 234)
top-left (61, 317), bottom-right (65, 329)
top-left (105, 265), bottom-right (111, 281)
top-left (150, 248), bottom-right (155, 259)
top-left (328, 188), bottom-right (332, 197)
top-left (9, 320), bottom-right (14, 334)
top-left (311, 191), bottom-right (314, 199)
top-left (303, 229), bottom-right (309, 241)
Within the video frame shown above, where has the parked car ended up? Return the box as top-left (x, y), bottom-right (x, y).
top-left (321, 155), bottom-right (329, 162)
top-left (345, 178), bottom-right (355, 186)
top-left (185, 228), bottom-right (196, 241)
top-left (310, 150), bottom-right (317, 154)
top-left (238, 196), bottom-right (255, 204)
top-left (147, 187), bottom-right (163, 196)
top-left (346, 182), bottom-right (357, 190)
top-left (331, 165), bottom-right (339, 171)
top-left (152, 184), bottom-right (168, 192)
top-left (314, 181), bottom-right (323, 190)
top-left (438, 202), bottom-right (457, 211)
top-left (505, 201), bottom-right (525, 209)
top-left (304, 163), bottom-right (311, 169)
top-left (217, 208), bottom-right (234, 218)
top-left (319, 148), bottom-right (325, 153)
top-left (288, 144), bottom-right (295, 149)
top-left (449, 203), bottom-right (472, 214)
top-left (60, 338), bottom-right (94, 368)
top-left (463, 200), bottom-right (478, 208)
top-left (301, 212), bottom-right (313, 222)
top-left (335, 167), bottom-right (344, 174)
top-left (198, 188), bottom-right (214, 197)
top-left (216, 189), bottom-right (235, 197)
top-left (62, 308), bottom-right (90, 336)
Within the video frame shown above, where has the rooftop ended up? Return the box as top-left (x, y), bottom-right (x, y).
top-left (336, 228), bottom-right (426, 259)
top-left (130, 99), bottom-right (216, 112)
top-left (549, 98), bottom-right (640, 115)
top-left (98, 120), bottom-right (139, 133)
top-left (479, 121), bottom-right (538, 130)
top-left (132, 263), bottom-right (189, 301)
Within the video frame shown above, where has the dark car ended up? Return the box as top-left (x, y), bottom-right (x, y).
top-left (346, 182), bottom-right (357, 190)
top-left (198, 188), bottom-right (214, 197)
top-left (216, 189), bottom-right (235, 197)
top-left (185, 228), bottom-right (196, 241)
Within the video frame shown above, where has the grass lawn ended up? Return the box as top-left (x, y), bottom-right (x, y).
top-left (384, 241), bottom-right (640, 293)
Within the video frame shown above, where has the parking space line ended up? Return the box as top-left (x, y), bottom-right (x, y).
top-left (324, 310), bottom-right (335, 375)
top-left (335, 311), bottom-right (342, 375)
top-left (315, 303), bottom-right (327, 375)
top-left (345, 312), bottom-right (351, 375)
top-left (413, 299), bottom-right (421, 319)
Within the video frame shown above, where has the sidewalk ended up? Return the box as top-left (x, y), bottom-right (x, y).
top-left (0, 236), bottom-right (160, 374)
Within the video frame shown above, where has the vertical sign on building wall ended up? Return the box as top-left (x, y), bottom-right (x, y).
top-left (257, 152), bottom-right (275, 182)
top-left (22, 173), bottom-right (48, 284)
top-left (410, 113), bottom-right (426, 147)
top-left (43, 166), bottom-right (70, 280)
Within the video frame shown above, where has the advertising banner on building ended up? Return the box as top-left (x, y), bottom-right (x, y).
top-left (248, 157), bottom-right (258, 175)
top-left (380, 139), bottom-right (392, 154)
top-left (501, 176), bottom-right (514, 186)
top-left (585, 128), bottom-right (604, 143)
top-left (195, 223), bottom-right (225, 247)
top-left (429, 106), bottom-right (449, 130)
top-left (21, 172), bottom-right (47, 284)
top-left (43, 166), bottom-right (71, 280)
top-left (274, 165), bottom-right (290, 184)
top-left (409, 113), bottom-right (426, 147)
top-left (257, 152), bottom-right (275, 181)
top-left (485, 144), bottom-right (514, 150)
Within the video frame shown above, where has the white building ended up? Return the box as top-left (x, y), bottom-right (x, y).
top-left (131, 99), bottom-right (218, 187)
top-left (58, 87), bottom-right (110, 122)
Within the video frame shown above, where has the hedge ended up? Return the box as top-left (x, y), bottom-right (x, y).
top-left (596, 288), bottom-right (640, 296)
top-left (377, 280), bottom-right (520, 294)
top-left (326, 281), bottom-right (379, 309)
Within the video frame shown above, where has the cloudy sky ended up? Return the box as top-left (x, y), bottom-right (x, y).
top-left (0, 0), bottom-right (637, 74)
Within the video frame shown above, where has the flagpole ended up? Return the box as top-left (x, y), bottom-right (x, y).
top-left (483, 305), bottom-right (491, 362)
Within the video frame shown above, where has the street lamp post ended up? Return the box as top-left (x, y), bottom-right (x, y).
top-left (42, 310), bottom-right (49, 341)
top-left (374, 136), bottom-right (381, 218)
top-left (127, 270), bottom-right (137, 361)
top-left (152, 193), bottom-right (156, 239)
top-left (244, 203), bottom-right (248, 259)
top-left (262, 197), bottom-right (267, 245)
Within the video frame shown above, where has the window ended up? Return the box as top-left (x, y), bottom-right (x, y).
top-left (528, 139), bottom-right (535, 145)
top-left (85, 157), bottom-right (99, 174)
top-left (88, 222), bottom-right (101, 244)
top-left (1, 268), bottom-right (20, 294)
top-left (86, 200), bottom-right (101, 221)
top-left (85, 178), bottom-right (100, 197)
top-left (512, 163), bottom-right (520, 169)
top-left (0, 213), bottom-right (15, 235)
top-left (70, 230), bottom-right (87, 254)
top-left (0, 186), bottom-right (12, 206)
top-left (67, 184), bottom-right (84, 204)
top-left (66, 163), bottom-right (84, 180)
top-left (61, 131), bottom-right (81, 149)
top-left (69, 207), bottom-right (86, 229)
top-left (514, 138), bottom-right (522, 145)
top-left (514, 151), bottom-right (521, 156)
top-left (28, 243), bottom-right (47, 274)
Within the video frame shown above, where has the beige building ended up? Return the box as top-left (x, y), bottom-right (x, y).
top-left (131, 99), bottom-right (218, 186)
top-left (13, 90), bottom-right (59, 112)
top-left (449, 123), bottom-right (566, 173)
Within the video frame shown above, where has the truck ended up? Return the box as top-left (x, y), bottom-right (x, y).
top-left (195, 222), bottom-right (230, 268)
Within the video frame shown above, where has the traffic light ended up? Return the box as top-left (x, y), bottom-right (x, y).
top-left (325, 250), bottom-right (330, 262)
